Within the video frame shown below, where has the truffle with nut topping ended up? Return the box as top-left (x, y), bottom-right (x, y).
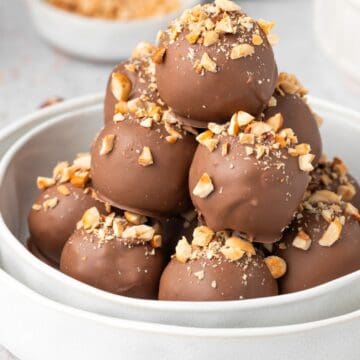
top-left (308, 156), bottom-right (360, 208)
top-left (91, 118), bottom-right (197, 217)
top-left (155, 0), bottom-right (278, 127)
top-left (159, 227), bottom-right (278, 301)
top-left (276, 189), bottom-right (360, 294)
top-left (60, 208), bottom-right (164, 299)
top-left (262, 72), bottom-right (322, 162)
top-left (189, 114), bottom-right (312, 243)
top-left (28, 154), bottom-right (108, 264)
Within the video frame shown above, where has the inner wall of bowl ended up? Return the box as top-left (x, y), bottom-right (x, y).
top-left (1, 100), bottom-right (360, 249)
top-left (0, 106), bottom-right (103, 245)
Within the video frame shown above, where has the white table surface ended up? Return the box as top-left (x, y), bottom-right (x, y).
top-left (0, 0), bottom-right (359, 358)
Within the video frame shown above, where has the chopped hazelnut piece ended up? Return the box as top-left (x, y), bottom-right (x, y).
top-left (114, 101), bottom-right (128, 115)
top-left (43, 197), bottom-right (59, 211)
top-left (292, 230), bottom-right (312, 251)
top-left (186, 30), bottom-right (201, 44)
top-left (37, 176), bottom-right (55, 190)
top-left (138, 146), bottom-right (154, 167)
top-left (111, 72), bottom-right (132, 102)
top-left (57, 185), bottom-right (71, 196)
top-left (239, 133), bottom-right (255, 145)
top-left (211, 280), bottom-right (217, 288)
top-left (140, 118), bottom-right (153, 128)
top-left (245, 146), bottom-right (254, 156)
top-left (113, 218), bottom-right (124, 237)
top-left (345, 203), bottom-right (360, 221)
top-left (252, 34), bottom-right (263, 45)
top-left (265, 256), bottom-right (287, 279)
top-left (319, 218), bottom-right (342, 247)
top-left (193, 172), bottom-right (214, 198)
top-left (332, 157), bottom-right (348, 176)
top-left (222, 143), bottom-right (229, 156)
top-left (70, 170), bottom-right (89, 188)
top-left (113, 113), bottom-right (125, 122)
top-left (298, 153), bottom-right (315, 172)
top-left (124, 211), bottom-right (147, 225)
top-left (150, 235), bottom-right (162, 249)
top-left (234, 111), bottom-right (255, 127)
top-left (208, 122), bottom-right (226, 135)
top-left (100, 134), bottom-right (116, 155)
top-left (152, 47), bottom-right (166, 64)
top-left (230, 44), bottom-right (255, 59)
top-left (215, 0), bottom-right (241, 12)
top-left (203, 31), bottom-right (219, 46)
top-left (266, 113), bottom-right (283, 132)
top-left (220, 237), bottom-right (250, 261)
top-left (196, 130), bottom-right (218, 152)
top-left (81, 207), bottom-right (100, 230)
top-left (32, 204), bottom-right (42, 211)
top-left (193, 270), bottom-right (205, 280)
top-left (175, 237), bottom-right (192, 263)
top-left (228, 114), bottom-right (239, 136)
top-left (250, 121), bottom-right (273, 136)
top-left (122, 225), bottom-right (155, 241)
top-left (257, 19), bottom-right (275, 35)
top-left (337, 183), bottom-right (356, 202)
top-left (200, 52), bottom-right (217, 73)
top-left (268, 96), bottom-right (277, 107)
top-left (192, 226), bottom-right (214, 247)
top-left (215, 16), bottom-right (235, 33)
top-left (277, 72), bottom-right (308, 97)
top-left (73, 153), bottom-right (91, 169)
top-left (308, 190), bottom-right (341, 205)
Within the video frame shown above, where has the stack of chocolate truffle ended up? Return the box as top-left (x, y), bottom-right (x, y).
top-left (28, 0), bottom-right (360, 301)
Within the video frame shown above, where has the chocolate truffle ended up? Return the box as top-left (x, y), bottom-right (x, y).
top-left (309, 156), bottom-right (360, 208)
top-left (159, 228), bottom-right (279, 301)
top-left (60, 208), bottom-right (164, 299)
top-left (277, 190), bottom-right (360, 294)
top-left (27, 239), bottom-right (59, 268)
top-left (28, 154), bottom-right (107, 263)
top-left (155, 1), bottom-right (278, 126)
top-left (263, 72), bottom-right (322, 162)
top-left (189, 115), bottom-right (313, 243)
top-left (91, 118), bottom-right (197, 217)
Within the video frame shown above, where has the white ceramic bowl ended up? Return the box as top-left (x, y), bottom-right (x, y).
top-left (0, 265), bottom-right (360, 360)
top-left (0, 95), bottom-right (359, 329)
top-left (26, 0), bottom-right (199, 61)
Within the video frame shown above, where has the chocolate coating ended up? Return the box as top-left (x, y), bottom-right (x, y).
top-left (91, 119), bottom-right (197, 217)
top-left (27, 239), bottom-right (59, 268)
top-left (263, 91), bottom-right (322, 162)
top-left (159, 253), bottom-right (278, 301)
top-left (60, 228), bottom-right (164, 299)
top-left (277, 211), bottom-right (360, 294)
top-left (28, 183), bottom-right (106, 263)
top-left (189, 135), bottom-right (310, 243)
top-left (156, 19), bottom-right (277, 125)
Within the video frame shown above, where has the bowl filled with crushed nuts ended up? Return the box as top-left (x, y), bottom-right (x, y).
top-left (26, 0), bottom-right (199, 61)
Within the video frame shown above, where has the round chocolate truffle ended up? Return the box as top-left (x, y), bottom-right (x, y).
top-left (28, 154), bottom-right (107, 263)
top-left (91, 118), bottom-right (197, 217)
top-left (60, 209), bottom-right (164, 299)
top-left (189, 119), bottom-right (312, 243)
top-left (309, 157), bottom-right (360, 208)
top-left (277, 190), bottom-right (360, 294)
top-left (27, 239), bottom-right (59, 268)
top-left (159, 230), bottom-right (278, 301)
top-left (263, 73), bottom-right (322, 162)
top-left (156, 2), bottom-right (278, 126)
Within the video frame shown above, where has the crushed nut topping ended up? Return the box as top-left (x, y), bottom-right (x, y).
top-left (292, 230), bottom-right (312, 251)
top-left (264, 256), bottom-right (287, 279)
top-left (138, 146), bottom-right (154, 167)
top-left (111, 72), bottom-right (132, 102)
top-left (318, 218), bottom-right (342, 247)
top-left (100, 134), bottom-right (116, 155)
top-left (193, 172), bottom-right (214, 198)
top-left (277, 72), bottom-right (308, 97)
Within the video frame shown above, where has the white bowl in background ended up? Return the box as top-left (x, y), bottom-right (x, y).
top-left (0, 94), bottom-right (359, 329)
top-left (26, 0), bottom-right (199, 62)
top-left (0, 265), bottom-right (360, 360)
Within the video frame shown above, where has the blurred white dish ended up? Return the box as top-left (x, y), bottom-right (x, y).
top-left (26, 0), bottom-right (199, 61)
top-left (0, 94), bottom-right (359, 328)
top-left (0, 265), bottom-right (360, 360)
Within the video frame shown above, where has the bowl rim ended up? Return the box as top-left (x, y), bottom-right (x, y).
top-left (1, 265), bottom-right (360, 336)
top-left (0, 93), bottom-right (360, 314)
top-left (29, 0), bottom-right (200, 26)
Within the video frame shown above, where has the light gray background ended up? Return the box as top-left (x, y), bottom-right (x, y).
top-left (0, 0), bottom-right (359, 358)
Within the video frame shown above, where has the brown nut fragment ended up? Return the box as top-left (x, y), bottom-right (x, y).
top-left (292, 230), bottom-right (312, 251)
top-left (70, 170), bottom-right (90, 188)
top-left (264, 256), bottom-right (287, 279)
top-left (57, 184), bottom-right (71, 196)
top-left (345, 203), bottom-right (360, 221)
top-left (337, 183), bottom-right (356, 202)
top-left (111, 72), bottom-right (132, 102)
top-left (220, 237), bottom-right (246, 261)
top-left (32, 204), bottom-right (42, 211)
top-left (266, 113), bottom-right (283, 132)
top-left (152, 47), bottom-right (166, 64)
top-left (192, 226), bottom-right (215, 247)
top-left (150, 234), bottom-right (162, 249)
top-left (37, 176), bottom-right (56, 190)
top-left (192, 172), bottom-right (214, 198)
top-left (200, 52), bottom-right (217, 73)
top-left (308, 190), bottom-right (341, 205)
top-left (124, 211), bottom-right (147, 225)
top-left (42, 197), bottom-right (59, 211)
top-left (215, 0), bottom-right (241, 12)
top-left (100, 134), bottom-right (116, 156)
top-left (230, 44), bottom-right (254, 60)
top-left (112, 218), bottom-right (124, 237)
top-left (318, 218), bottom-right (343, 247)
top-left (122, 225), bottom-right (155, 241)
top-left (257, 19), bottom-right (275, 35)
top-left (252, 34), bottom-right (263, 46)
top-left (138, 146), bottom-right (154, 167)
top-left (196, 130), bottom-right (219, 152)
top-left (298, 153), bottom-right (315, 172)
top-left (81, 207), bottom-right (100, 230)
top-left (203, 31), bottom-right (219, 47)
top-left (175, 237), bottom-right (192, 263)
